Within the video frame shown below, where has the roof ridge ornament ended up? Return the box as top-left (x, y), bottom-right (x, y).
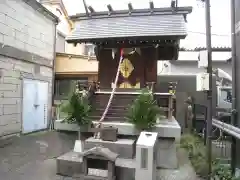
top-left (128, 3), bottom-right (133, 15)
top-left (149, 1), bottom-right (154, 13)
top-left (107, 4), bottom-right (113, 16)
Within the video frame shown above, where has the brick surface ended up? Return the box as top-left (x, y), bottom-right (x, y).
top-left (0, 98), bottom-right (20, 105)
top-left (0, 114), bottom-right (21, 126)
top-left (0, 0), bottom-right (55, 60)
top-left (0, 122), bottom-right (21, 136)
top-left (3, 104), bottom-right (21, 115)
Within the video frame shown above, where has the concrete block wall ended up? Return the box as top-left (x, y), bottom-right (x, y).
top-left (0, 55), bottom-right (53, 136)
top-left (0, 0), bottom-right (55, 60)
top-left (0, 0), bottom-right (56, 136)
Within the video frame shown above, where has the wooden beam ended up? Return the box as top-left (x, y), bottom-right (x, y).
top-left (171, 0), bottom-right (176, 9)
top-left (107, 4), bottom-right (113, 14)
top-left (88, 6), bottom-right (95, 13)
top-left (128, 3), bottom-right (133, 13)
top-left (149, 1), bottom-right (154, 11)
top-left (82, 0), bottom-right (89, 16)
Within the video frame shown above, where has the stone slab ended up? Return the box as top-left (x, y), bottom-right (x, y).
top-left (54, 118), bottom-right (181, 141)
top-left (84, 137), bottom-right (136, 159)
top-left (157, 137), bottom-right (178, 169)
top-left (56, 151), bottom-right (83, 177)
top-left (116, 167), bottom-right (135, 180)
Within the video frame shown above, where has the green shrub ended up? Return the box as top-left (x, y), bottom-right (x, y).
top-left (181, 133), bottom-right (240, 180)
top-left (61, 92), bottom-right (91, 126)
top-left (127, 88), bottom-right (164, 130)
top-left (180, 133), bottom-right (209, 177)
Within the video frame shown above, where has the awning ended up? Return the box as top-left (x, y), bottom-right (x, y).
top-left (67, 14), bottom-right (188, 42)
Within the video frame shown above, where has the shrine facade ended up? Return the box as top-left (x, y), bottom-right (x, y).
top-left (67, 4), bottom-right (192, 90)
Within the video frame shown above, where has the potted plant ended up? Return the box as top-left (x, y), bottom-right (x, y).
top-left (127, 88), bottom-right (164, 131)
top-left (61, 91), bottom-right (91, 139)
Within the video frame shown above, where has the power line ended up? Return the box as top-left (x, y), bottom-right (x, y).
top-left (188, 31), bottom-right (230, 37)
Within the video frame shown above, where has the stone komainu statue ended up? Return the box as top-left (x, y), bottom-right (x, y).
top-left (185, 96), bottom-right (193, 132)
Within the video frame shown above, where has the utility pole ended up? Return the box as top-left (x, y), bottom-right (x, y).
top-left (205, 0), bottom-right (213, 179)
top-left (231, 0), bottom-right (237, 175)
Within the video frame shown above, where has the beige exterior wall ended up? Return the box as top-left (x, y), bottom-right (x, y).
top-left (41, 2), bottom-right (86, 56)
top-left (55, 53), bottom-right (98, 74)
top-left (66, 43), bottom-right (86, 55)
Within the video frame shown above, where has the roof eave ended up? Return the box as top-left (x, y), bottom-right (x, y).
top-left (66, 35), bottom-right (187, 44)
top-left (69, 6), bottom-right (192, 20)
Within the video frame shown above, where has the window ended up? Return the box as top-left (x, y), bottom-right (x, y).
top-left (84, 44), bottom-right (95, 56)
top-left (54, 77), bottom-right (88, 99)
top-left (141, 148), bottom-right (148, 169)
top-left (221, 88), bottom-right (232, 103)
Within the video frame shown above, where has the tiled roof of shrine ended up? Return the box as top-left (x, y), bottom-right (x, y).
top-left (66, 7), bottom-right (192, 43)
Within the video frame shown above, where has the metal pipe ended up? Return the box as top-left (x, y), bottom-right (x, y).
top-left (50, 22), bottom-right (58, 130)
top-left (205, 0), bottom-right (213, 179)
top-left (230, 0), bottom-right (237, 175)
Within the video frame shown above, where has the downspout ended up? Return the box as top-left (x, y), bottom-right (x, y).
top-left (230, 0), bottom-right (237, 175)
top-left (50, 21), bottom-right (58, 130)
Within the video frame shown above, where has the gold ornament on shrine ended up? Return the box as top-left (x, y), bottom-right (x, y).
top-left (120, 58), bottom-right (134, 78)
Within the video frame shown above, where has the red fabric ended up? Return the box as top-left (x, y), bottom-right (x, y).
top-left (120, 48), bottom-right (124, 58)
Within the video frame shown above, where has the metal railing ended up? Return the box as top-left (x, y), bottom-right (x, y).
top-left (192, 104), bottom-right (233, 165)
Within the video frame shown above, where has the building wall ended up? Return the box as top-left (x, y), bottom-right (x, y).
top-left (66, 43), bottom-right (86, 55)
top-left (0, 0), bottom-right (55, 60)
top-left (56, 32), bottom-right (66, 53)
top-left (0, 0), bottom-right (56, 136)
top-left (42, 4), bottom-right (69, 35)
top-left (158, 61), bottom-right (232, 76)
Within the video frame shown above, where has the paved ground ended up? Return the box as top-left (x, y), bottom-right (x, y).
top-left (158, 148), bottom-right (203, 180)
top-left (0, 131), bottom-right (201, 180)
top-left (0, 131), bottom-right (76, 180)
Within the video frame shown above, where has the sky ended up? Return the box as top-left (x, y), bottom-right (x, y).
top-left (62, 0), bottom-right (231, 49)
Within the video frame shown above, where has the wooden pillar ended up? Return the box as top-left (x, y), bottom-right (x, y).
top-left (83, 157), bottom-right (88, 175)
top-left (98, 49), bottom-right (115, 89)
top-left (141, 47), bottom-right (157, 86)
top-left (168, 95), bottom-right (173, 119)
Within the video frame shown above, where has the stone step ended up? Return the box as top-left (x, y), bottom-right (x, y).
top-left (95, 94), bottom-right (138, 99)
top-left (94, 108), bottom-right (128, 113)
top-left (91, 105), bottom-right (130, 110)
top-left (87, 117), bottom-right (127, 123)
top-left (84, 137), bottom-right (136, 159)
top-left (90, 112), bottom-right (128, 118)
top-left (98, 88), bottom-right (142, 92)
top-left (93, 101), bottom-right (133, 108)
top-left (87, 116), bottom-right (127, 122)
top-left (94, 100), bottom-right (135, 105)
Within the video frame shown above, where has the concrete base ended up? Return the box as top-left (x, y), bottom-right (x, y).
top-left (157, 137), bottom-right (178, 169)
top-left (54, 118), bottom-right (181, 141)
top-left (84, 137), bottom-right (136, 159)
top-left (74, 140), bottom-right (84, 153)
top-left (56, 151), bottom-right (83, 177)
top-left (57, 150), bottom-right (135, 180)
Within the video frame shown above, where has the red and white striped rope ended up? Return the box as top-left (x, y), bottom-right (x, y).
top-left (94, 49), bottom-right (124, 132)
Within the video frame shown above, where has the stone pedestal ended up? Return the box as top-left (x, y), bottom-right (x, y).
top-left (56, 151), bottom-right (83, 176)
top-left (157, 137), bottom-right (178, 169)
top-left (84, 137), bottom-right (136, 159)
top-left (54, 118), bottom-right (181, 141)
